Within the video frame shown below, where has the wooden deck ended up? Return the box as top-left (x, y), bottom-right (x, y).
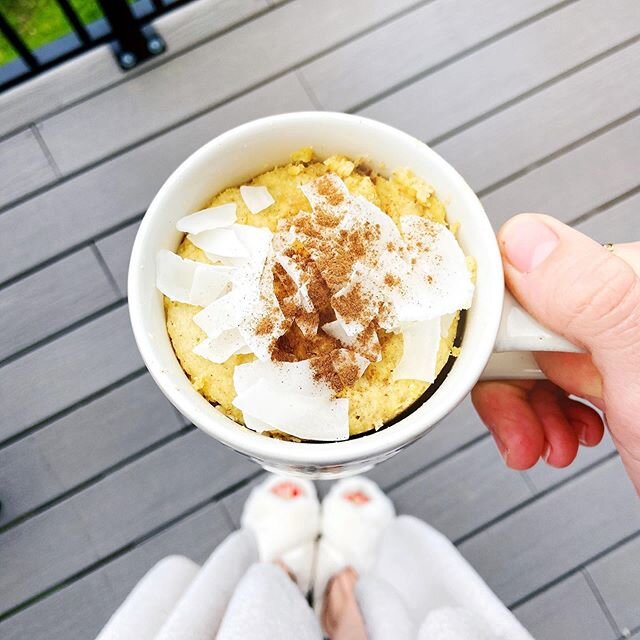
top-left (0, 0), bottom-right (638, 637)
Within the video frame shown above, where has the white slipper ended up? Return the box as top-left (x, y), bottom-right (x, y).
top-left (241, 474), bottom-right (320, 593)
top-left (313, 476), bottom-right (395, 618)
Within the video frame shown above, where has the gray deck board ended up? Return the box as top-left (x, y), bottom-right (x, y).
top-left (1, 0), bottom-right (638, 634)
top-left (0, 0), bottom-right (268, 138)
top-left (525, 431), bottom-right (617, 493)
top-left (481, 114), bottom-right (640, 230)
top-left (0, 73), bottom-right (314, 284)
top-left (0, 374), bottom-right (185, 525)
top-left (0, 128), bottom-right (57, 208)
top-left (513, 572), bottom-right (617, 640)
top-left (460, 456), bottom-right (640, 607)
top-left (434, 39), bottom-right (640, 193)
top-left (0, 248), bottom-right (118, 361)
top-left (360, 0), bottom-right (640, 144)
top-left (588, 536), bottom-right (640, 635)
top-left (95, 221), bottom-right (140, 296)
top-left (576, 191), bottom-right (640, 243)
top-left (299, 0), bottom-right (561, 113)
top-left (0, 429), bottom-right (254, 615)
top-left (389, 438), bottom-right (532, 541)
top-left (0, 502), bottom-right (232, 640)
top-left (0, 305), bottom-right (141, 441)
top-left (36, 0), bottom-right (418, 174)
top-left (368, 395), bottom-right (485, 489)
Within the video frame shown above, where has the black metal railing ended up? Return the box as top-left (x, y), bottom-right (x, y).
top-left (0, 0), bottom-right (195, 92)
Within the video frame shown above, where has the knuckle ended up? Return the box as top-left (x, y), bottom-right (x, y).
top-left (563, 254), bottom-right (640, 347)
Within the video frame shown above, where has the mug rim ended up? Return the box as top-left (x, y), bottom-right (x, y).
top-left (128, 111), bottom-right (503, 467)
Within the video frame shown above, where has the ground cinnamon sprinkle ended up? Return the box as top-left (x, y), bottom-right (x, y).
top-left (310, 349), bottom-right (362, 394)
top-left (315, 174), bottom-right (345, 206)
top-left (255, 316), bottom-right (275, 336)
top-left (331, 282), bottom-right (368, 325)
top-left (257, 173), bottom-right (413, 392)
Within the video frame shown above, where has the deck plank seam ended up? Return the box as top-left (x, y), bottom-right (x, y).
top-left (294, 69), bottom-right (323, 110)
top-left (520, 471), bottom-right (539, 496)
top-left (0, 0), bottom-right (434, 215)
top-left (0, 424), bottom-right (196, 535)
top-left (583, 567), bottom-right (623, 638)
top-left (454, 450), bottom-right (620, 547)
top-left (0, 0), bottom-right (294, 144)
top-left (386, 432), bottom-right (490, 493)
top-left (346, 0), bottom-right (578, 114)
top-left (423, 32), bottom-right (640, 148)
top-left (0, 468), bottom-right (265, 624)
top-left (91, 242), bottom-right (124, 297)
top-left (29, 124), bottom-right (62, 179)
top-left (569, 183), bottom-right (640, 229)
top-left (0, 212), bottom-right (143, 292)
top-left (0, 298), bottom-right (127, 370)
top-left (0, 366), bottom-right (148, 450)
top-left (506, 528), bottom-right (640, 612)
top-left (476, 106), bottom-right (640, 199)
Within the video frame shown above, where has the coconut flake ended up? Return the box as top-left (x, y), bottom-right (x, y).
top-left (393, 318), bottom-right (441, 383)
top-left (233, 379), bottom-right (349, 441)
top-left (395, 216), bottom-right (474, 321)
top-left (193, 328), bottom-right (247, 363)
top-left (156, 250), bottom-right (199, 304)
top-left (240, 185), bottom-right (275, 214)
top-left (242, 412), bottom-right (273, 433)
top-left (189, 264), bottom-right (233, 307)
top-left (176, 203), bottom-right (237, 234)
top-left (321, 320), bottom-right (381, 362)
top-left (233, 224), bottom-right (273, 263)
top-left (193, 289), bottom-right (244, 338)
top-left (232, 359), bottom-right (347, 440)
top-left (440, 312), bottom-right (457, 338)
top-left (276, 254), bottom-right (314, 312)
top-left (234, 359), bottom-right (331, 398)
top-left (156, 250), bottom-right (234, 306)
top-left (188, 228), bottom-right (249, 259)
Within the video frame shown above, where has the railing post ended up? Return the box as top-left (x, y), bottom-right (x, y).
top-left (96, 0), bottom-right (165, 70)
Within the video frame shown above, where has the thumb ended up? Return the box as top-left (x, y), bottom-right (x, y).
top-left (498, 214), bottom-right (640, 374)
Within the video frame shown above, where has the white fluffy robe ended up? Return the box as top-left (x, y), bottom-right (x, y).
top-left (95, 555), bottom-right (198, 640)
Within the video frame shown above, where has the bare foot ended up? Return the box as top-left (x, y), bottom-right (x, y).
top-left (321, 567), bottom-right (367, 640)
top-left (273, 559), bottom-right (297, 584)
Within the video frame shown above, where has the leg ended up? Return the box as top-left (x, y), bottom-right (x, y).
top-left (95, 555), bottom-right (198, 640)
top-left (217, 563), bottom-right (323, 640)
top-left (360, 515), bottom-right (533, 639)
top-left (154, 528), bottom-right (258, 640)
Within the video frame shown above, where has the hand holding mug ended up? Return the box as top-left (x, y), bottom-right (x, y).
top-left (473, 214), bottom-right (640, 493)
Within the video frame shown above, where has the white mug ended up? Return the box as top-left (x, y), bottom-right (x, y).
top-left (128, 112), bottom-right (579, 478)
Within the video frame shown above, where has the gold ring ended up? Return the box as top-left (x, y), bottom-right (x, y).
top-left (603, 243), bottom-right (615, 253)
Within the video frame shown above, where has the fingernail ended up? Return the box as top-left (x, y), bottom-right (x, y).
top-left (578, 424), bottom-right (588, 446)
top-left (543, 442), bottom-right (552, 463)
top-left (502, 217), bottom-right (559, 273)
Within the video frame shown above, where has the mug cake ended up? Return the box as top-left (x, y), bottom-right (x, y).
top-left (156, 148), bottom-right (475, 442)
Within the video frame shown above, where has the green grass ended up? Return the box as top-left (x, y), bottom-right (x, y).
top-left (0, 0), bottom-right (107, 66)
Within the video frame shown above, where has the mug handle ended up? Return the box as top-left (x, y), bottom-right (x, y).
top-left (480, 291), bottom-right (583, 380)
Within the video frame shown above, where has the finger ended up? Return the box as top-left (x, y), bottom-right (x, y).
top-left (534, 351), bottom-right (604, 408)
top-left (528, 382), bottom-right (578, 468)
top-left (498, 217), bottom-right (640, 382)
top-left (558, 396), bottom-right (604, 447)
top-left (471, 381), bottom-right (545, 470)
